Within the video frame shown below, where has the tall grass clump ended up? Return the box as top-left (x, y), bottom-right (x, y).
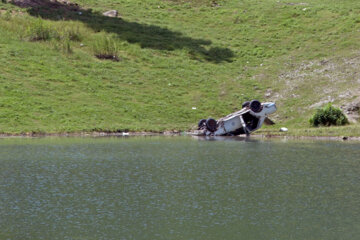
top-left (51, 37), bottom-right (72, 54)
top-left (310, 104), bottom-right (349, 127)
top-left (57, 25), bottom-right (83, 42)
top-left (93, 35), bottom-right (120, 61)
top-left (53, 25), bottom-right (84, 54)
top-left (62, 37), bottom-right (72, 53)
top-left (26, 18), bottom-right (56, 41)
top-left (0, 10), bottom-right (12, 21)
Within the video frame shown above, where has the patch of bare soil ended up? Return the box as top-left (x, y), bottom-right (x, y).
top-left (10, 0), bottom-right (79, 9)
top-left (266, 53), bottom-right (360, 122)
top-left (341, 96), bottom-right (360, 122)
top-left (9, 0), bottom-right (83, 16)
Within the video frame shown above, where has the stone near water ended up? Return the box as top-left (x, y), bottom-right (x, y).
top-left (280, 127), bottom-right (288, 132)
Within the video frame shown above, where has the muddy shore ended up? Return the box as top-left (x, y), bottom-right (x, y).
top-left (1, 131), bottom-right (360, 141)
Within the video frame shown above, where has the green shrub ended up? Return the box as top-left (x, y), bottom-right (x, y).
top-left (310, 104), bottom-right (349, 127)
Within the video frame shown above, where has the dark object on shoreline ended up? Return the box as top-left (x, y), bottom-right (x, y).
top-left (197, 100), bottom-right (277, 136)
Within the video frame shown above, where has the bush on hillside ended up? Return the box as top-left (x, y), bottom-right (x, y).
top-left (309, 104), bottom-right (349, 127)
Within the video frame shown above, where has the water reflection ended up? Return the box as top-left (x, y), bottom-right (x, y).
top-left (191, 135), bottom-right (254, 142)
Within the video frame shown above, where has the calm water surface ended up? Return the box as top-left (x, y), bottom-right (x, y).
top-left (0, 136), bottom-right (359, 240)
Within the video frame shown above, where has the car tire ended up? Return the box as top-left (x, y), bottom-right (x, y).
top-left (198, 119), bottom-right (206, 129)
top-left (206, 118), bottom-right (217, 132)
top-left (250, 100), bottom-right (262, 113)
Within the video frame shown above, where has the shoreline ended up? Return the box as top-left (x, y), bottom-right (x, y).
top-left (1, 131), bottom-right (360, 141)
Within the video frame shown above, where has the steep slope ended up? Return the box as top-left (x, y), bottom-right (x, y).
top-left (0, 0), bottom-right (359, 135)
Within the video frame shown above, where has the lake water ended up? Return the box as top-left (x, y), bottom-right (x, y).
top-left (0, 136), bottom-right (359, 240)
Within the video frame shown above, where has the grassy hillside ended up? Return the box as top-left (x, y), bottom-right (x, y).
top-left (0, 0), bottom-right (359, 135)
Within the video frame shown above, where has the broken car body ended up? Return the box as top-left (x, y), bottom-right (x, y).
top-left (197, 100), bottom-right (277, 136)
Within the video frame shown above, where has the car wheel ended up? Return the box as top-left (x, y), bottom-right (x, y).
top-left (206, 118), bottom-right (217, 132)
top-left (250, 100), bottom-right (262, 113)
top-left (198, 119), bottom-right (206, 129)
top-left (242, 101), bottom-right (250, 108)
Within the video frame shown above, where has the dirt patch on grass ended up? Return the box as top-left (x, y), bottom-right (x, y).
top-left (267, 53), bottom-right (360, 122)
top-left (9, 0), bottom-right (83, 18)
top-left (10, 0), bottom-right (80, 10)
top-left (341, 96), bottom-right (360, 122)
top-left (0, 8), bottom-right (25, 15)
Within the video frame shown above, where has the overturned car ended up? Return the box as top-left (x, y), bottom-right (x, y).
top-left (197, 100), bottom-right (277, 136)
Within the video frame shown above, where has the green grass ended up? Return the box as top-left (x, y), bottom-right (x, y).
top-left (92, 34), bottom-right (119, 60)
top-left (0, 0), bottom-right (360, 135)
top-left (258, 124), bottom-right (360, 138)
